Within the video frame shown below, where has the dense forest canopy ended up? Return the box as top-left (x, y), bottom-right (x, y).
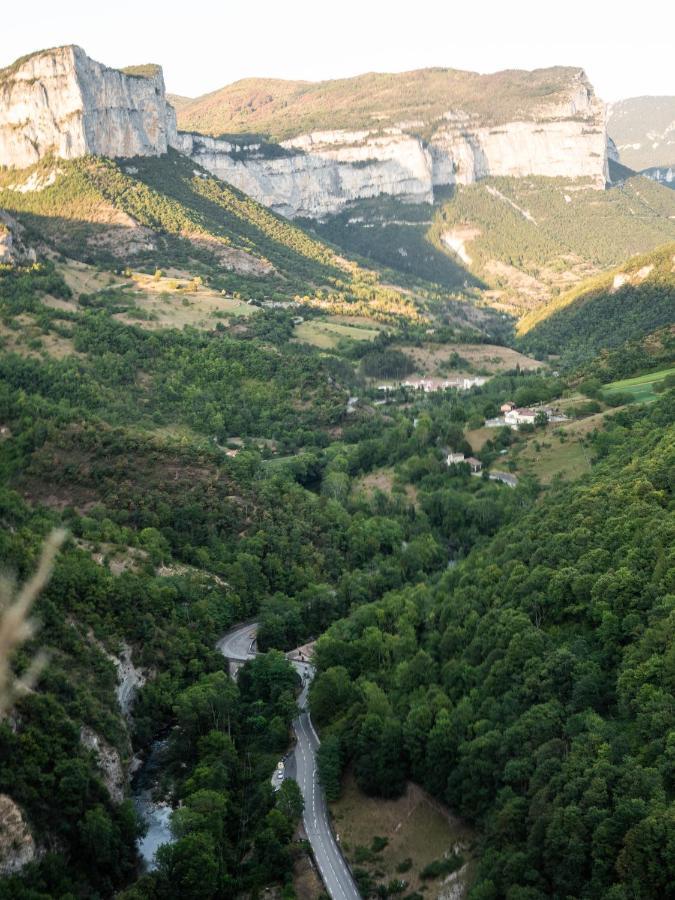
top-left (0, 121), bottom-right (673, 899)
top-left (311, 396), bottom-right (675, 899)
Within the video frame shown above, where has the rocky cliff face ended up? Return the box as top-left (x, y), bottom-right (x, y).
top-left (175, 74), bottom-right (608, 218)
top-left (0, 45), bottom-right (177, 168)
top-left (174, 129), bottom-right (435, 218)
top-left (0, 47), bottom-right (609, 219)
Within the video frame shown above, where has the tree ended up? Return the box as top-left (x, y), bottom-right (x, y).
top-left (155, 832), bottom-right (219, 899)
top-left (317, 735), bottom-right (343, 801)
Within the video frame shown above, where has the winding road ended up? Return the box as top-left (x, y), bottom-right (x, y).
top-left (217, 623), bottom-right (361, 900)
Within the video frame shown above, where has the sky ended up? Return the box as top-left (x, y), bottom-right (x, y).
top-left (1, 0), bottom-right (673, 102)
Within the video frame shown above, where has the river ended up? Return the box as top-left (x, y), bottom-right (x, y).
top-left (132, 738), bottom-right (174, 869)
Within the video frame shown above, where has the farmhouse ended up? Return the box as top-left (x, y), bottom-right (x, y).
top-left (500, 402), bottom-right (515, 413)
top-left (505, 407), bottom-right (537, 426)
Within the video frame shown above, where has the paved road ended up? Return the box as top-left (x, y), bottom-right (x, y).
top-left (218, 623), bottom-right (361, 900)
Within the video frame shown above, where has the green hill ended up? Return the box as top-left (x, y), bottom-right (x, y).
top-left (304, 175), bottom-right (675, 317)
top-left (429, 175), bottom-right (675, 314)
top-left (517, 243), bottom-right (675, 366)
top-left (301, 192), bottom-right (485, 293)
top-left (0, 152), bottom-right (426, 322)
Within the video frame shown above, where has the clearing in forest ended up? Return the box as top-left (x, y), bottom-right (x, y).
top-left (293, 318), bottom-right (381, 349)
top-left (331, 775), bottom-right (476, 897)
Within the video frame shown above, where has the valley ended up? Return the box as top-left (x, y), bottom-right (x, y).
top-left (0, 34), bottom-right (673, 900)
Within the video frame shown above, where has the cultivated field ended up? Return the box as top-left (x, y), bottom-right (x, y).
top-left (603, 366), bottom-right (674, 403)
top-left (293, 318), bottom-right (381, 349)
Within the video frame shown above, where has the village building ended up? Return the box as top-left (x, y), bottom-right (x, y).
top-left (446, 452), bottom-right (465, 465)
top-left (500, 402), bottom-right (515, 413)
top-left (401, 376), bottom-right (489, 393)
top-left (466, 456), bottom-right (483, 473)
top-left (505, 407), bottom-right (537, 426)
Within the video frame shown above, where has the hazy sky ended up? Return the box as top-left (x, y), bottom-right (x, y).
top-left (2, 0), bottom-right (673, 102)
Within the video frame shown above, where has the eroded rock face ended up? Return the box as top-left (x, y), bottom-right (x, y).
top-left (0, 210), bottom-right (36, 263)
top-left (174, 75), bottom-right (608, 218)
top-left (174, 130), bottom-right (434, 218)
top-left (0, 795), bottom-right (36, 875)
top-left (80, 726), bottom-right (126, 804)
top-left (0, 46), bottom-right (177, 168)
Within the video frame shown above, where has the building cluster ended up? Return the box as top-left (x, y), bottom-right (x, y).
top-left (378, 376), bottom-right (488, 393)
top-left (485, 402), bottom-right (566, 430)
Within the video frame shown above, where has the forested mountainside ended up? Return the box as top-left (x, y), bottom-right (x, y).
top-left (0, 153), bottom-right (427, 322)
top-left (310, 394), bottom-right (675, 900)
top-left (306, 174), bottom-right (675, 313)
top-left (1, 225), bottom-right (674, 897)
top-left (0, 254), bottom-right (548, 897)
top-left (518, 244), bottom-right (675, 366)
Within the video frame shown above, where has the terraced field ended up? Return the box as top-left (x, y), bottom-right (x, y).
top-left (603, 366), bottom-right (675, 402)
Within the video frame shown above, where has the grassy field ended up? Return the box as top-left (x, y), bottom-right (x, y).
top-left (58, 259), bottom-right (125, 295)
top-left (330, 774), bottom-right (475, 898)
top-left (465, 426), bottom-right (499, 452)
top-left (603, 366), bottom-right (675, 403)
top-left (113, 271), bottom-right (258, 330)
top-left (510, 434), bottom-right (592, 484)
top-left (398, 342), bottom-right (543, 377)
top-left (0, 314), bottom-right (78, 360)
top-left (502, 409), bottom-right (624, 484)
top-left (294, 318), bottom-right (381, 349)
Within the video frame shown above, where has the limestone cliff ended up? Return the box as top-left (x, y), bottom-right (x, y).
top-left (0, 47), bottom-right (609, 220)
top-left (0, 45), bottom-right (176, 168)
top-left (174, 129), bottom-right (434, 218)
top-left (175, 71), bottom-right (608, 218)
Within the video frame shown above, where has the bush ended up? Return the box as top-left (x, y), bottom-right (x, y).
top-left (371, 836), bottom-right (389, 853)
top-left (602, 391), bottom-right (634, 407)
top-left (420, 853), bottom-right (464, 880)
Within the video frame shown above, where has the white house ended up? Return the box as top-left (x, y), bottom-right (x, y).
top-left (446, 452), bottom-right (465, 465)
top-left (505, 408), bottom-right (537, 427)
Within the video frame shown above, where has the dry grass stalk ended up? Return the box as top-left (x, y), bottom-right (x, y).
top-left (0, 528), bottom-right (66, 716)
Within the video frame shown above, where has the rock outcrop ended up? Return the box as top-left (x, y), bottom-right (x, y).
top-left (0, 45), bottom-right (176, 168)
top-left (80, 726), bottom-right (126, 803)
top-left (0, 795), bottom-right (36, 875)
top-left (0, 210), bottom-right (36, 263)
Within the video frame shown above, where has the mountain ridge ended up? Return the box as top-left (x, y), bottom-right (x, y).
top-left (170, 64), bottom-right (597, 141)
